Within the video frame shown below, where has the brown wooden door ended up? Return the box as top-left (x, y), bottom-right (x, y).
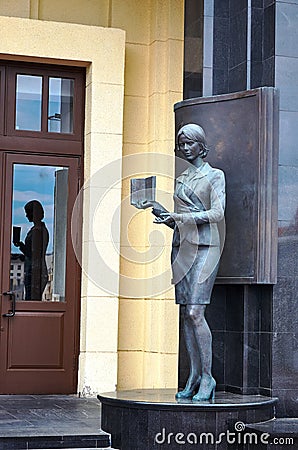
top-left (0, 152), bottom-right (81, 394)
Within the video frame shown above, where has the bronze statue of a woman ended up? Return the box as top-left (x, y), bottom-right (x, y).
top-left (137, 123), bottom-right (225, 401)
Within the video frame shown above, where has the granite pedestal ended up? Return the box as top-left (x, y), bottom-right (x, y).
top-left (98, 389), bottom-right (278, 450)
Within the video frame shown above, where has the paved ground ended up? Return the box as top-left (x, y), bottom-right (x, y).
top-left (0, 395), bottom-right (111, 449)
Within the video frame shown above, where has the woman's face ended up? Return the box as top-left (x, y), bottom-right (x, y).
top-left (25, 208), bottom-right (33, 222)
top-left (178, 134), bottom-right (203, 162)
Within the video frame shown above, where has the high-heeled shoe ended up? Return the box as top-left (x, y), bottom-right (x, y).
top-left (192, 375), bottom-right (216, 401)
top-left (175, 377), bottom-right (201, 399)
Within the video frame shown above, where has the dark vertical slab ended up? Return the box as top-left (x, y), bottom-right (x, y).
top-left (213, 0), bottom-right (248, 94)
top-left (183, 0), bottom-right (204, 99)
top-left (251, 1), bottom-right (275, 88)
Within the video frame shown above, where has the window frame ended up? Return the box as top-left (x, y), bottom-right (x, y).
top-left (5, 64), bottom-right (84, 141)
top-left (0, 66), bottom-right (5, 136)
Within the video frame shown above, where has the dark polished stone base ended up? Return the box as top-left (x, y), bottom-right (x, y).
top-left (246, 419), bottom-right (297, 449)
top-left (98, 389), bottom-right (278, 450)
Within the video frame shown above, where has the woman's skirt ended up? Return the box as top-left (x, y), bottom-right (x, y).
top-left (171, 242), bottom-right (220, 305)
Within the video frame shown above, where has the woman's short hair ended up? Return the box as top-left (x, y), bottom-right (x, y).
top-left (177, 123), bottom-right (209, 158)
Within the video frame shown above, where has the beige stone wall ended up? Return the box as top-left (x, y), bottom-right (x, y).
top-left (0, 0), bottom-right (184, 392)
top-left (0, 15), bottom-right (125, 395)
top-left (115, 0), bottom-right (184, 389)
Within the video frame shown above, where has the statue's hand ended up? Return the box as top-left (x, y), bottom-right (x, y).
top-left (141, 200), bottom-right (154, 209)
top-left (134, 200), bottom-right (153, 209)
top-left (153, 212), bottom-right (182, 225)
top-left (135, 200), bottom-right (167, 212)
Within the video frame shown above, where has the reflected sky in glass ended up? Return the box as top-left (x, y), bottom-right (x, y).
top-left (15, 75), bottom-right (42, 131)
top-left (12, 165), bottom-right (63, 253)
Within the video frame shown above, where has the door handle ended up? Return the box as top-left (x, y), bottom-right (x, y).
top-left (2, 291), bottom-right (16, 317)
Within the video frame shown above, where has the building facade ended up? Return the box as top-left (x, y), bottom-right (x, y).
top-left (0, 0), bottom-right (296, 418)
top-left (0, 0), bottom-right (183, 397)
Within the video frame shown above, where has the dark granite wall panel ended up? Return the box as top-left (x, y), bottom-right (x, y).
top-left (213, 17), bottom-right (229, 70)
top-left (229, 9), bottom-right (247, 69)
top-left (212, 331), bottom-right (225, 388)
top-left (225, 286), bottom-right (244, 332)
top-left (264, 4), bottom-right (275, 59)
top-left (273, 279), bottom-right (298, 333)
top-left (228, 62), bottom-right (247, 92)
top-left (272, 389), bottom-right (298, 418)
top-left (252, 0), bottom-right (264, 8)
top-left (264, 0), bottom-right (275, 6)
top-left (213, 12), bottom-right (229, 94)
top-left (272, 332), bottom-right (298, 389)
top-left (230, 0), bottom-right (248, 15)
top-left (259, 286), bottom-right (273, 332)
top-left (179, 284), bottom-right (274, 395)
top-left (251, 56), bottom-right (275, 90)
top-left (228, 2), bottom-right (247, 93)
top-left (260, 332), bottom-right (272, 390)
top-left (213, 0), bottom-right (248, 94)
top-left (251, 6), bottom-right (263, 62)
top-left (183, 72), bottom-right (203, 100)
top-left (245, 332), bottom-right (260, 388)
top-left (217, 286), bottom-right (272, 394)
top-left (225, 331), bottom-right (244, 390)
top-left (182, 0), bottom-right (298, 418)
top-left (214, 0), bottom-right (229, 18)
top-left (274, 239), bottom-right (298, 282)
top-left (277, 240), bottom-right (298, 279)
top-left (213, 68), bottom-right (229, 94)
top-left (183, 0), bottom-right (204, 99)
top-left (251, 2), bottom-right (275, 88)
top-left (206, 286), bottom-right (227, 331)
top-left (251, 4), bottom-right (263, 89)
top-left (244, 287), bottom-right (260, 332)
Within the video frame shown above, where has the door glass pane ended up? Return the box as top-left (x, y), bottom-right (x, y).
top-left (48, 77), bottom-right (74, 133)
top-left (15, 75), bottom-right (42, 131)
top-left (11, 164), bottom-right (69, 302)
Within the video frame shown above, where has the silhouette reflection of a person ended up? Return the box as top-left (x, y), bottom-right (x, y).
top-left (13, 200), bottom-right (49, 300)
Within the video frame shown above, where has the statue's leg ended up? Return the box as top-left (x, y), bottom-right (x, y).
top-left (186, 305), bottom-right (212, 375)
top-left (183, 306), bottom-right (202, 385)
top-left (176, 306), bottom-right (201, 399)
top-left (186, 305), bottom-right (216, 401)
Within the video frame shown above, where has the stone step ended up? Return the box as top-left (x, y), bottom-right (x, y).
top-left (0, 395), bottom-right (111, 450)
top-left (0, 433), bottom-right (111, 450)
top-left (245, 418), bottom-right (297, 449)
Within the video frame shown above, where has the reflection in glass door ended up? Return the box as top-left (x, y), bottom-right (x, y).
top-left (11, 164), bottom-right (69, 301)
